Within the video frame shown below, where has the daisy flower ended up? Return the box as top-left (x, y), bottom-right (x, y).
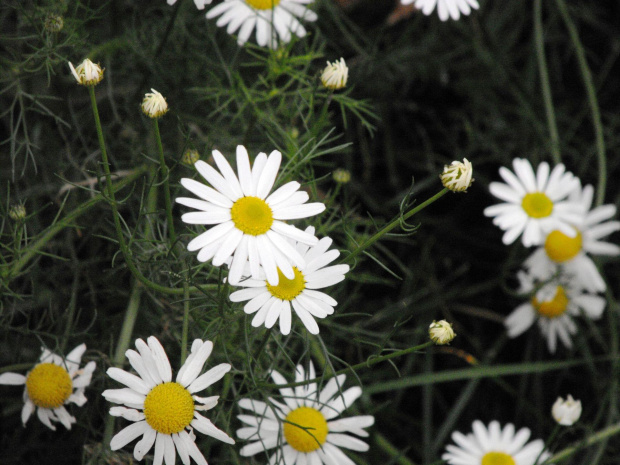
top-left (504, 270), bottom-right (605, 353)
top-left (484, 158), bottom-right (583, 247)
top-left (237, 362), bottom-right (374, 465)
top-left (401, 0), bottom-right (479, 21)
top-left (229, 226), bottom-right (349, 335)
top-left (525, 183), bottom-right (620, 293)
top-left (176, 145), bottom-right (325, 286)
top-left (102, 337), bottom-right (235, 465)
top-left (0, 343), bottom-right (96, 430)
top-left (205, 0), bottom-right (318, 48)
top-left (442, 420), bottom-right (551, 465)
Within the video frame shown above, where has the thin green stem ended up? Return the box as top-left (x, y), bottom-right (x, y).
top-left (547, 422), bottom-right (620, 463)
top-left (112, 283), bottom-right (142, 366)
top-left (153, 118), bottom-right (177, 245)
top-left (344, 188), bottom-right (449, 265)
top-left (534, 0), bottom-right (561, 163)
top-left (0, 363), bottom-right (34, 374)
top-left (554, 0), bottom-right (606, 205)
top-left (181, 279), bottom-right (190, 364)
top-left (374, 432), bottom-right (418, 465)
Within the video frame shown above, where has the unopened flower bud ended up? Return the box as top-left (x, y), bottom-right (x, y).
top-left (9, 205), bottom-right (26, 221)
top-left (182, 149), bottom-right (200, 166)
top-left (429, 320), bottom-right (456, 345)
top-left (141, 89), bottom-right (169, 119)
top-left (44, 14), bottom-right (64, 33)
top-left (552, 395), bottom-right (581, 426)
top-left (332, 168), bottom-right (351, 184)
top-left (440, 158), bottom-right (473, 192)
top-left (68, 59), bottom-right (104, 86)
top-left (321, 58), bottom-right (348, 90)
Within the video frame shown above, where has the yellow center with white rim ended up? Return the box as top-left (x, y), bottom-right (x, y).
top-left (521, 192), bottom-right (553, 218)
top-left (284, 406), bottom-right (329, 453)
top-left (26, 363), bottom-right (73, 409)
top-left (544, 229), bottom-right (582, 263)
top-left (481, 452), bottom-right (516, 465)
top-left (143, 382), bottom-right (195, 435)
top-left (266, 267), bottom-right (306, 301)
top-left (245, 0), bottom-right (281, 9)
top-left (532, 286), bottom-right (569, 319)
top-left (230, 196), bottom-right (274, 236)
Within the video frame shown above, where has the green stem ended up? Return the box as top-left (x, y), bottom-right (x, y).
top-left (181, 279), bottom-right (190, 364)
top-left (86, 86), bottom-right (216, 296)
top-left (3, 166), bottom-right (148, 281)
top-left (0, 363), bottom-right (34, 374)
top-left (375, 432), bottom-right (418, 465)
top-left (344, 188), bottom-right (449, 264)
top-left (554, 0), bottom-right (606, 205)
top-left (153, 118), bottom-right (177, 245)
top-left (112, 283), bottom-right (142, 366)
top-left (547, 422), bottom-right (620, 463)
top-left (534, 0), bottom-right (561, 163)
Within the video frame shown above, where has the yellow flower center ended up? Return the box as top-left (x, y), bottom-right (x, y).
top-left (532, 286), bottom-right (569, 319)
top-left (544, 229), bottom-right (582, 263)
top-left (521, 192), bottom-right (553, 218)
top-left (143, 382), bottom-right (195, 435)
top-left (245, 0), bottom-right (281, 9)
top-left (481, 452), bottom-right (516, 465)
top-left (26, 363), bottom-right (73, 409)
top-left (284, 407), bottom-right (328, 453)
top-left (266, 267), bottom-right (306, 301)
top-left (230, 196), bottom-right (274, 236)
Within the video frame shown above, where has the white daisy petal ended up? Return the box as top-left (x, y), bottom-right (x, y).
top-left (111, 421), bottom-right (150, 451)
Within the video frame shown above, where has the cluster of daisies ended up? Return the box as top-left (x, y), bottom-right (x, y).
top-left (164, 0), bottom-right (479, 50)
top-left (484, 158), bottom-right (619, 353)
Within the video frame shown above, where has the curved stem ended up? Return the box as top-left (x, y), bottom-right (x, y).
top-left (343, 188), bottom-right (449, 265)
top-left (548, 422), bottom-right (620, 463)
top-left (534, 0), bottom-right (561, 163)
top-left (554, 0), bottom-right (606, 205)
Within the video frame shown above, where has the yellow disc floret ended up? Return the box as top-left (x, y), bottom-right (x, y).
top-left (521, 192), bottom-right (553, 218)
top-left (266, 267), bottom-right (306, 301)
top-left (245, 0), bottom-right (281, 9)
top-left (284, 407), bottom-right (328, 453)
top-left (26, 363), bottom-right (73, 409)
top-left (544, 229), bottom-right (582, 263)
top-left (143, 382), bottom-right (195, 435)
top-left (532, 286), bottom-right (569, 319)
top-left (481, 452), bottom-right (516, 465)
top-left (230, 196), bottom-right (274, 236)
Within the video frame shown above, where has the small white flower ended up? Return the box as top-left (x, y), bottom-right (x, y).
top-left (237, 362), bottom-right (374, 464)
top-left (525, 182), bottom-right (620, 293)
top-left (442, 420), bottom-right (551, 465)
top-left (176, 145), bottom-right (325, 286)
top-left (102, 337), bottom-right (234, 465)
top-left (229, 226), bottom-right (349, 335)
top-left (440, 158), bottom-right (473, 192)
top-left (141, 89), bottom-right (169, 119)
top-left (167, 0), bottom-right (212, 9)
top-left (0, 344), bottom-right (96, 430)
top-left (321, 58), bottom-right (348, 90)
top-left (504, 271), bottom-right (605, 353)
top-left (484, 158), bottom-right (583, 247)
top-left (205, 0), bottom-right (318, 48)
top-left (401, 0), bottom-right (479, 21)
top-left (68, 58), bottom-right (104, 86)
top-left (429, 320), bottom-right (456, 345)
top-left (552, 395), bottom-right (582, 426)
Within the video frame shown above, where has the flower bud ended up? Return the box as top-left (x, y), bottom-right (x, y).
top-left (332, 168), bottom-right (351, 184)
top-left (429, 320), bottom-right (456, 345)
top-left (141, 89), bottom-right (169, 119)
top-left (44, 14), bottom-right (64, 33)
top-left (552, 395), bottom-right (581, 426)
top-left (440, 158), bottom-right (473, 192)
top-left (68, 59), bottom-right (104, 86)
top-left (182, 149), bottom-right (200, 166)
top-left (9, 204), bottom-right (26, 221)
top-left (321, 58), bottom-right (348, 90)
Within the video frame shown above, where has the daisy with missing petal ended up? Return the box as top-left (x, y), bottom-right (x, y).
top-left (401, 0), bottom-right (479, 21)
top-left (0, 344), bottom-right (96, 430)
top-left (443, 420), bottom-right (550, 465)
top-left (525, 183), bottom-right (620, 293)
top-left (205, 0), bottom-right (318, 48)
top-left (237, 362), bottom-right (374, 465)
top-left (176, 145), bottom-right (325, 286)
top-left (484, 158), bottom-right (583, 247)
top-left (505, 271), bottom-right (605, 353)
top-left (102, 337), bottom-right (234, 465)
top-left (229, 226), bottom-right (349, 335)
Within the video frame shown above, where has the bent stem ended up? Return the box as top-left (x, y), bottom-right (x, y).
top-left (344, 188), bottom-right (449, 265)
